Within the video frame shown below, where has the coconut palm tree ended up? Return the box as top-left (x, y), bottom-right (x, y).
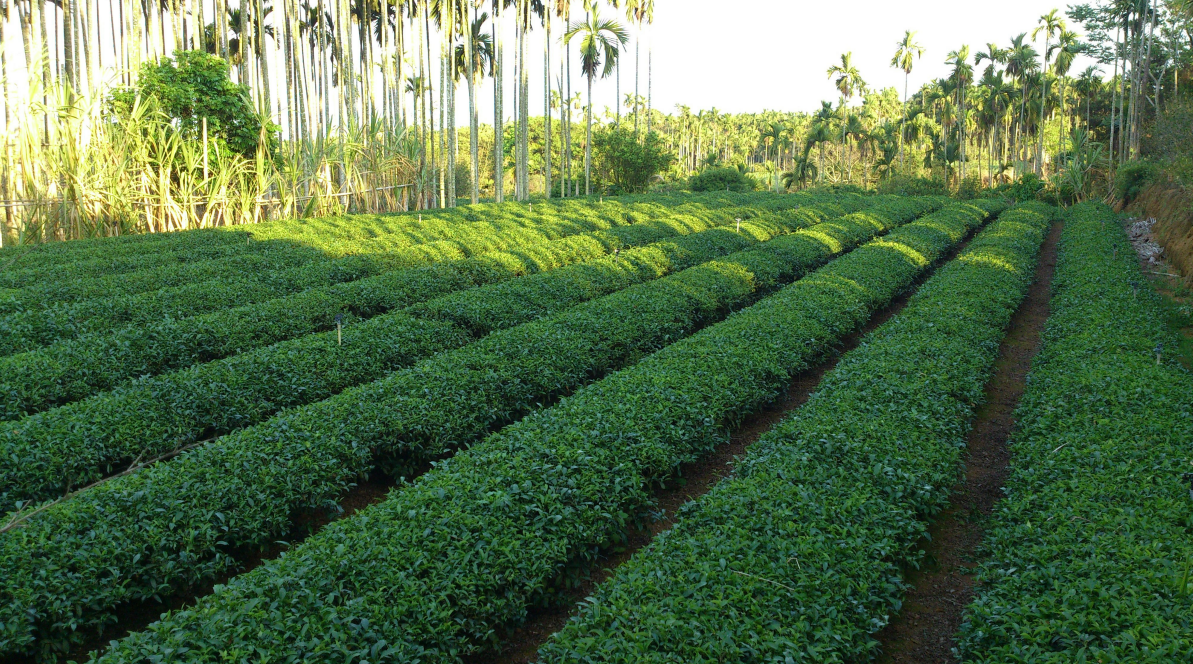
top-left (890, 30), bottom-right (923, 170)
top-left (564, 6), bottom-right (628, 195)
top-left (1051, 26), bottom-right (1080, 167)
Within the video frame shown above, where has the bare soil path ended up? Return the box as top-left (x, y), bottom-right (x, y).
top-left (872, 220), bottom-right (1062, 664)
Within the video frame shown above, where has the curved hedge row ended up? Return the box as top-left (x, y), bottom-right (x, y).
top-left (534, 203), bottom-right (1055, 663)
top-left (0, 243), bottom-right (330, 315)
top-left (0, 204), bottom-right (859, 512)
top-left (0, 202), bottom-right (652, 313)
top-left (0, 198), bottom-right (618, 290)
top-left (957, 203), bottom-right (1193, 663)
top-left (0, 193), bottom-right (781, 294)
top-left (0, 198), bottom-right (843, 420)
top-left (0, 197), bottom-right (933, 662)
top-left (79, 200), bottom-right (1001, 664)
top-left (0, 198), bottom-right (820, 354)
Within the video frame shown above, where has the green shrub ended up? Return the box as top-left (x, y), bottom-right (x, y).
top-left (876, 175), bottom-right (949, 197)
top-left (958, 202), bottom-right (1193, 661)
top-left (592, 129), bottom-right (675, 194)
top-left (108, 50), bottom-right (278, 158)
top-left (1115, 160), bottom-right (1162, 205)
top-left (689, 166), bottom-right (757, 193)
top-left (0, 196), bottom-right (894, 660)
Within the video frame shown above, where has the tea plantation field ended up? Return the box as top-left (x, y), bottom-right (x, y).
top-left (0, 193), bottom-right (1188, 663)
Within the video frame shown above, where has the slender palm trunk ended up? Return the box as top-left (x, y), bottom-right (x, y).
top-left (63, 0), bottom-right (74, 89)
top-left (544, 11), bottom-right (551, 199)
top-left (493, 0), bottom-right (503, 202)
top-left (633, 36), bottom-right (639, 133)
top-left (585, 75), bottom-right (592, 195)
top-left (899, 71), bottom-right (908, 170)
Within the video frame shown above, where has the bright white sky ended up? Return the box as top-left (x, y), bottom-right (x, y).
top-left (469, 0), bottom-right (1098, 124)
top-left (0, 0), bottom-right (1099, 129)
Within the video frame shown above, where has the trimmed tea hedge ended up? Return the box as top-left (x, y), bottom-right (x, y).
top-left (0, 192), bottom-right (796, 298)
top-left (534, 203), bottom-right (1055, 663)
top-left (0, 197), bottom-right (934, 662)
top-left (956, 202), bottom-right (1193, 663)
top-left (0, 198), bottom-right (828, 354)
top-left (81, 200), bottom-right (1000, 664)
top-left (0, 202), bottom-right (862, 511)
top-left (0, 198), bottom-right (844, 419)
top-left (0, 200), bottom-right (672, 314)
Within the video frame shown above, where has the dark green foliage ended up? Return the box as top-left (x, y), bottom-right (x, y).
top-left (592, 129), bottom-right (675, 194)
top-left (689, 166), bottom-right (757, 193)
top-left (0, 201), bottom-right (862, 512)
top-left (876, 174), bottom-right (950, 197)
top-left (988, 173), bottom-right (1048, 203)
top-left (957, 203), bottom-right (1193, 662)
top-left (0, 198), bottom-right (828, 418)
top-left (1115, 160), bottom-right (1163, 205)
top-left (536, 203), bottom-right (1054, 663)
top-left (0, 197), bottom-right (921, 662)
top-left (77, 198), bottom-right (986, 664)
top-left (108, 50), bottom-right (277, 158)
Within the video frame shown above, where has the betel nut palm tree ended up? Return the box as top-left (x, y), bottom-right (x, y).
top-left (890, 30), bottom-right (924, 170)
top-left (826, 51), bottom-right (864, 183)
top-left (564, 5), bottom-right (628, 195)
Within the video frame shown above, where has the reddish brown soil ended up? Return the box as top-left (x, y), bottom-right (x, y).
top-left (872, 221), bottom-right (1062, 664)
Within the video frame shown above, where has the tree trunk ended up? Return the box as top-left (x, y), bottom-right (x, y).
top-left (634, 37), bottom-right (639, 133)
top-left (544, 9), bottom-right (551, 199)
top-left (465, 2), bottom-right (479, 204)
top-left (63, 0), bottom-right (75, 89)
top-left (493, 0), bottom-right (503, 202)
top-left (646, 38), bottom-right (652, 133)
top-left (585, 75), bottom-right (592, 195)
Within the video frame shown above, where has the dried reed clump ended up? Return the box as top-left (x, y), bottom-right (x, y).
top-left (1133, 179), bottom-right (1193, 287)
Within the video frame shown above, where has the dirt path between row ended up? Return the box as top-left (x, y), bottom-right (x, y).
top-left (474, 232), bottom-right (985, 664)
top-left (872, 220), bottom-right (1062, 664)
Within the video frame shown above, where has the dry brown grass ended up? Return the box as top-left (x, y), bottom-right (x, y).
top-left (1132, 179), bottom-right (1193, 287)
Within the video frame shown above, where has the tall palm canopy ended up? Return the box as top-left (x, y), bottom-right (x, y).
top-left (565, 6), bottom-right (628, 195)
top-left (891, 30), bottom-right (924, 169)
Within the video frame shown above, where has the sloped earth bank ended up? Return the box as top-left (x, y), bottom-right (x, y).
top-left (1125, 215), bottom-right (1193, 370)
top-left (472, 232), bottom-right (988, 664)
top-left (870, 220), bottom-right (1062, 663)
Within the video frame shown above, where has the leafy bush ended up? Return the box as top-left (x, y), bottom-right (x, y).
top-left (956, 175), bottom-right (984, 199)
top-left (592, 128), bottom-right (675, 194)
top-left (1115, 160), bottom-right (1162, 205)
top-left (1, 199), bottom-right (784, 418)
top-left (876, 175), bottom-right (949, 197)
top-left (108, 50), bottom-right (278, 158)
top-left (689, 166), bottom-right (757, 193)
top-left (988, 173), bottom-right (1047, 203)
